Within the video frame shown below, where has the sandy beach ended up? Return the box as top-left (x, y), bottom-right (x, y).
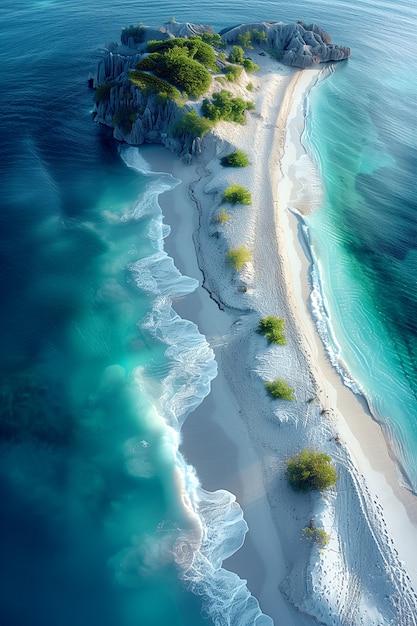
top-left (142, 51), bottom-right (417, 625)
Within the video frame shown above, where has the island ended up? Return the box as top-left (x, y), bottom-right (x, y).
top-left (92, 20), bottom-right (417, 626)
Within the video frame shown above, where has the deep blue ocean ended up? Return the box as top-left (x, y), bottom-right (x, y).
top-left (1, 0), bottom-right (416, 624)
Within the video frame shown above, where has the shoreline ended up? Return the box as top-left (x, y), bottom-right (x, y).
top-left (140, 52), bottom-right (417, 624)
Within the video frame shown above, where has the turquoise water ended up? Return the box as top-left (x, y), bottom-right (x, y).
top-left (1, 0), bottom-right (417, 624)
top-left (301, 0), bottom-right (417, 489)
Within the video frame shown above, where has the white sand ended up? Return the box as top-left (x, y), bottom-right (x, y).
top-left (143, 51), bottom-right (417, 625)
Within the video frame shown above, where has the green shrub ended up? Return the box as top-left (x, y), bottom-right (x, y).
top-left (222, 184), bottom-right (252, 204)
top-left (264, 379), bottom-right (294, 400)
top-left (199, 32), bottom-right (225, 49)
top-left (220, 150), bottom-right (250, 168)
top-left (237, 32), bottom-right (253, 49)
top-left (94, 81), bottom-right (118, 103)
top-left (172, 110), bottom-right (212, 138)
top-left (243, 58), bottom-right (259, 73)
top-left (258, 316), bottom-right (286, 344)
top-left (246, 82), bottom-right (254, 91)
top-left (202, 91), bottom-right (254, 124)
top-left (152, 46), bottom-right (212, 97)
top-left (224, 65), bottom-right (243, 82)
top-left (129, 70), bottom-right (181, 101)
top-left (121, 25), bottom-right (146, 45)
top-left (286, 448), bottom-right (338, 492)
top-left (113, 105), bottom-right (136, 133)
top-left (228, 45), bottom-right (245, 64)
top-left (226, 246), bottom-right (253, 270)
top-left (135, 54), bottom-right (158, 71)
top-left (214, 208), bottom-right (231, 223)
top-left (147, 37), bottom-right (216, 69)
top-left (302, 527), bottom-right (330, 547)
top-left (251, 28), bottom-right (267, 43)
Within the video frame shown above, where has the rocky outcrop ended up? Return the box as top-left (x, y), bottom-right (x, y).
top-left (220, 21), bottom-right (351, 68)
top-left (92, 20), bottom-right (350, 154)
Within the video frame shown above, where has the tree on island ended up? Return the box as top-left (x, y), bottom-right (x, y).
top-left (286, 448), bottom-right (338, 492)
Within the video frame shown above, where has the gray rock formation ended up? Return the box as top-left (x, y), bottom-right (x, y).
top-left (92, 20), bottom-right (350, 154)
top-left (220, 21), bottom-right (350, 68)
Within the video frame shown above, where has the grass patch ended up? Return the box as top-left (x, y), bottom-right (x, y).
top-left (226, 246), bottom-right (252, 270)
top-left (302, 527), bottom-right (330, 547)
top-left (264, 379), bottom-right (294, 400)
top-left (214, 208), bottom-right (231, 223)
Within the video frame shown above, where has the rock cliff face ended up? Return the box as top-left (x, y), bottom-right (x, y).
top-left (220, 21), bottom-right (351, 68)
top-left (92, 20), bottom-right (350, 152)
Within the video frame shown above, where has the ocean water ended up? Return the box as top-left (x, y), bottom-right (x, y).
top-left (1, 0), bottom-right (417, 625)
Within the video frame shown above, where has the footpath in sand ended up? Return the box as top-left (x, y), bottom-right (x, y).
top-left (144, 50), bottom-right (417, 625)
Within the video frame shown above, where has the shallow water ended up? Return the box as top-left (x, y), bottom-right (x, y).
top-left (1, 0), bottom-right (417, 624)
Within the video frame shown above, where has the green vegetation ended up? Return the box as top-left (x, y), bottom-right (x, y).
top-left (113, 105), bottom-right (136, 133)
top-left (172, 110), bottom-right (212, 138)
top-left (258, 316), bottom-right (286, 344)
top-left (264, 379), bottom-right (294, 401)
top-left (222, 184), bottom-right (252, 204)
top-left (202, 91), bottom-right (254, 124)
top-left (246, 82), bottom-right (254, 91)
top-left (251, 28), bottom-right (267, 44)
top-left (223, 65), bottom-right (243, 82)
top-left (121, 24), bottom-right (146, 45)
top-left (302, 526), bottom-right (330, 547)
top-left (198, 32), bottom-right (225, 49)
top-left (94, 81), bottom-right (118, 103)
top-left (243, 58), bottom-right (260, 73)
top-left (286, 448), bottom-right (338, 492)
top-left (226, 246), bottom-right (253, 270)
top-left (228, 45), bottom-right (245, 64)
top-left (147, 36), bottom-right (217, 70)
top-left (237, 32), bottom-right (253, 49)
top-left (129, 70), bottom-right (182, 101)
top-left (221, 150), bottom-right (250, 168)
top-left (214, 208), bottom-right (231, 223)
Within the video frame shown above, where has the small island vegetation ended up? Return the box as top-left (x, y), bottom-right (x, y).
top-left (302, 526), bottom-right (330, 547)
top-left (226, 246), bottom-right (253, 270)
top-left (286, 448), bottom-right (338, 492)
top-left (172, 110), bottom-right (212, 138)
top-left (214, 208), bottom-right (231, 223)
top-left (264, 379), bottom-right (294, 400)
top-left (258, 316), bottom-right (286, 344)
top-left (221, 150), bottom-right (250, 167)
top-left (202, 91), bottom-right (254, 124)
top-left (222, 184), bottom-right (252, 205)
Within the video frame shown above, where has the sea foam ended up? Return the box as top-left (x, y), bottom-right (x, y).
top-left (119, 146), bottom-right (273, 625)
